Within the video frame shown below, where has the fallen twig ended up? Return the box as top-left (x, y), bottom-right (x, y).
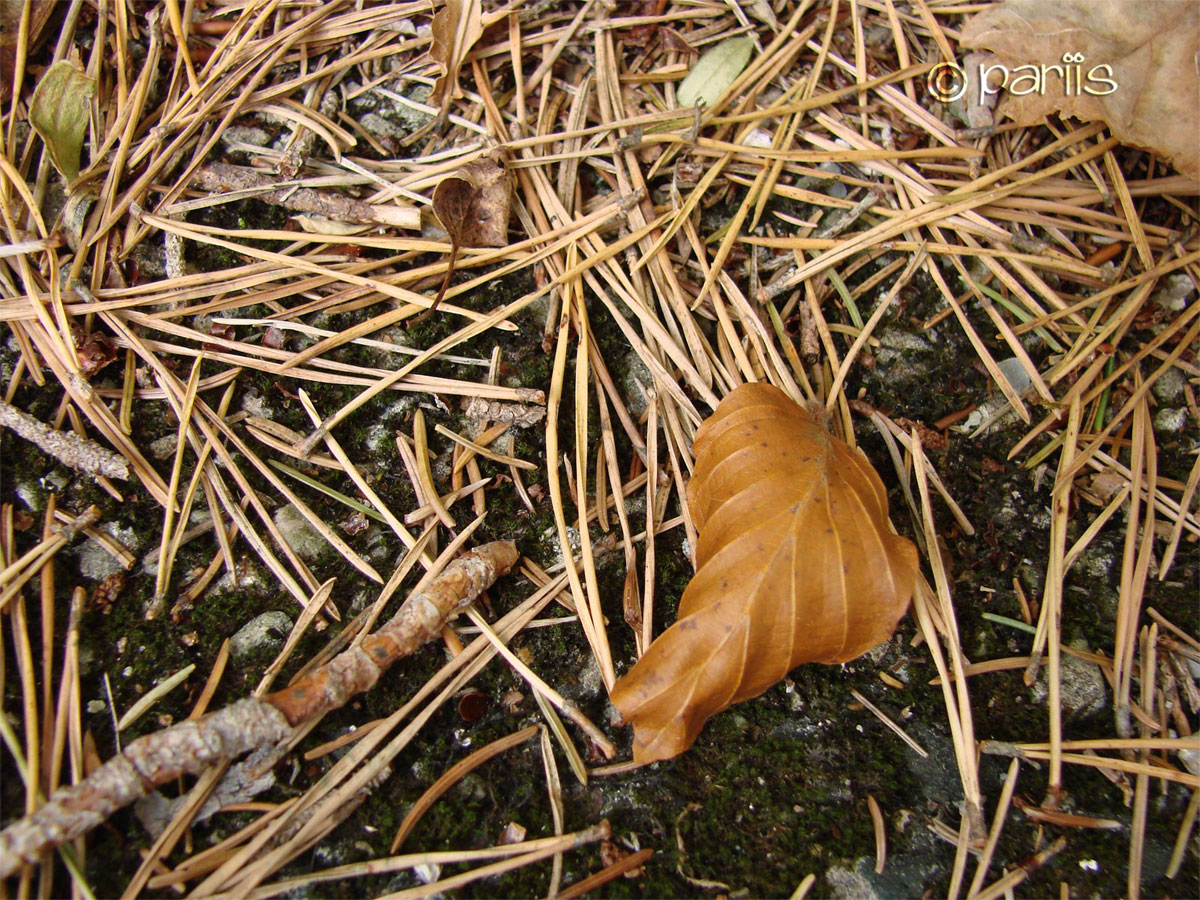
top-left (0, 399), bottom-right (129, 480)
top-left (190, 162), bottom-right (420, 229)
top-left (0, 541), bottom-right (520, 878)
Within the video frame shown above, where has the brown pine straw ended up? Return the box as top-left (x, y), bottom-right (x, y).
top-left (389, 724), bottom-right (539, 852)
top-left (971, 836), bottom-right (1068, 900)
top-left (912, 433), bottom-right (986, 846)
top-left (557, 847), bottom-right (655, 899)
top-left (192, 824), bottom-right (612, 900)
top-left (850, 688), bottom-right (929, 759)
top-left (966, 757), bottom-right (1021, 898)
top-left (0, 543), bottom-right (520, 879)
top-left (866, 794), bottom-right (887, 874)
top-left (538, 722), bottom-right (567, 896)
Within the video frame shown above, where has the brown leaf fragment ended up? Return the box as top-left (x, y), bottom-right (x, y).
top-left (419, 154), bottom-right (512, 322)
top-left (959, 0), bottom-right (1200, 178)
top-left (894, 416), bottom-right (948, 452)
top-left (0, 0), bottom-right (57, 102)
top-left (432, 155), bottom-right (512, 250)
top-left (262, 324), bottom-right (288, 350)
top-left (74, 329), bottom-right (117, 379)
top-left (600, 838), bottom-right (647, 878)
top-left (90, 571), bottom-right (126, 614)
top-left (661, 27), bottom-right (696, 56)
top-left (611, 384), bottom-right (918, 763)
top-left (498, 820), bottom-right (527, 844)
top-left (430, 0), bottom-right (484, 118)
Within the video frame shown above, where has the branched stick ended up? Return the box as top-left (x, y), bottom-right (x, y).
top-left (0, 541), bottom-right (520, 879)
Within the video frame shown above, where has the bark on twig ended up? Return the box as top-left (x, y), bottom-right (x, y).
top-left (190, 162), bottom-right (421, 229)
top-left (0, 699), bottom-right (291, 876)
top-left (133, 742), bottom-right (283, 837)
top-left (0, 541), bottom-right (520, 878)
top-left (264, 541), bottom-right (519, 724)
top-left (463, 397), bottom-right (547, 428)
top-left (0, 399), bottom-right (129, 480)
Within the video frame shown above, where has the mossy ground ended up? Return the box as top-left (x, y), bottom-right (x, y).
top-left (2, 203), bottom-right (1198, 900)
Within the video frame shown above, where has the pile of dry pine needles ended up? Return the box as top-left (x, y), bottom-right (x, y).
top-left (0, 0), bottom-right (1197, 897)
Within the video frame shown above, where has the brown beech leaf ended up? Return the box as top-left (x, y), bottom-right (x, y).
top-left (610, 383), bottom-right (918, 764)
top-left (430, 0), bottom-right (483, 118)
top-left (959, 0), bottom-right (1199, 179)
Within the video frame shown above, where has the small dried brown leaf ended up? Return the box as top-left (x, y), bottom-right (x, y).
top-left (661, 27), bottom-right (696, 56)
top-left (430, 0), bottom-right (484, 115)
top-left (90, 571), bottom-right (126, 614)
top-left (611, 384), bottom-right (918, 763)
top-left (432, 155), bottom-right (512, 249)
top-left (75, 330), bottom-right (117, 379)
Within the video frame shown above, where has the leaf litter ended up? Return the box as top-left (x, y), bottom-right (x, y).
top-left (0, 0), bottom-right (1197, 897)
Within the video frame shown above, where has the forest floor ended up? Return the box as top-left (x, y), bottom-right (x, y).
top-left (1, 1), bottom-right (1197, 898)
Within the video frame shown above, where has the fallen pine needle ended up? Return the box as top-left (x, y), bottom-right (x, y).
top-left (389, 725), bottom-right (539, 852)
top-left (557, 847), bottom-right (654, 899)
top-left (867, 794), bottom-right (886, 874)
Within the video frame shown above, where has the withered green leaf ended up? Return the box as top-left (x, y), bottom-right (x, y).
top-left (29, 59), bottom-right (95, 181)
top-left (676, 35), bottom-right (755, 108)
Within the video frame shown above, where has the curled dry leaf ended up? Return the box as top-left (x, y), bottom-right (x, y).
top-left (432, 154), bottom-right (512, 250)
top-left (73, 329), bottom-right (117, 379)
top-left (611, 383), bottom-right (918, 763)
top-left (430, 0), bottom-right (484, 118)
top-left (29, 59), bottom-right (96, 180)
top-left (959, 0), bottom-right (1200, 179)
top-left (419, 153), bottom-right (512, 321)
